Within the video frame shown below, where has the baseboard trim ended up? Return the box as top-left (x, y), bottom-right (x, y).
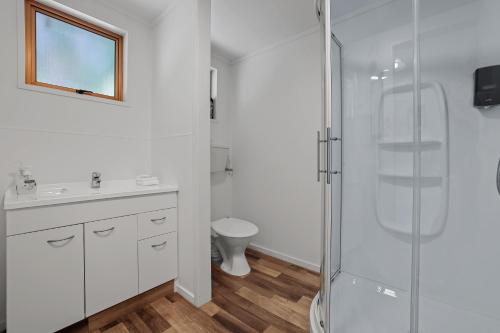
top-left (248, 243), bottom-right (320, 272)
top-left (174, 281), bottom-right (196, 304)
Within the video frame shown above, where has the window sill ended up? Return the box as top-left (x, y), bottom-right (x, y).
top-left (18, 83), bottom-right (131, 108)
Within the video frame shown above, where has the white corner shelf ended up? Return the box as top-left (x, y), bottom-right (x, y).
top-left (377, 139), bottom-right (442, 150)
top-left (375, 80), bottom-right (449, 238)
top-left (378, 171), bottom-right (443, 186)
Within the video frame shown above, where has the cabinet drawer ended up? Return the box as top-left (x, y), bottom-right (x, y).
top-left (7, 225), bottom-right (84, 333)
top-left (138, 208), bottom-right (177, 240)
top-left (139, 233), bottom-right (177, 293)
top-left (85, 215), bottom-right (138, 316)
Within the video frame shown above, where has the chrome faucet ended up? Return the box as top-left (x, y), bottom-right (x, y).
top-left (91, 172), bottom-right (101, 189)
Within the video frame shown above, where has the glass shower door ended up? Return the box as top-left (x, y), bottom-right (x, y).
top-left (328, 0), bottom-right (418, 332)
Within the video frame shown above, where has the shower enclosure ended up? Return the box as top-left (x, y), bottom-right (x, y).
top-left (312, 0), bottom-right (500, 332)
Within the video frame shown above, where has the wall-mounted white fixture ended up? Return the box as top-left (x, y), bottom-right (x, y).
top-left (210, 67), bottom-right (218, 99)
top-left (210, 67), bottom-right (218, 120)
top-left (210, 144), bottom-right (231, 174)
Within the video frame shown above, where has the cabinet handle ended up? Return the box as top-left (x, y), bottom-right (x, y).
top-left (93, 227), bottom-right (115, 236)
top-left (151, 241), bottom-right (167, 249)
top-left (151, 217), bottom-right (167, 225)
top-left (47, 235), bottom-right (75, 247)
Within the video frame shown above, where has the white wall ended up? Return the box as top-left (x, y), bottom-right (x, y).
top-left (210, 54), bottom-right (233, 221)
top-left (230, 31), bottom-right (322, 271)
top-left (0, 0), bottom-right (153, 327)
top-left (151, 0), bottom-right (211, 306)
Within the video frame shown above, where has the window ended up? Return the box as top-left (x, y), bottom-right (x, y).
top-left (25, 0), bottom-right (124, 101)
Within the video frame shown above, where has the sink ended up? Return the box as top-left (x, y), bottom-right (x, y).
top-left (38, 187), bottom-right (68, 197)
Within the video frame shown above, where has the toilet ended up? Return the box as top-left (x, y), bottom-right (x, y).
top-left (211, 217), bottom-right (259, 276)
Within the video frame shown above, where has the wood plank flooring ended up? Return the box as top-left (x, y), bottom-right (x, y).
top-left (60, 249), bottom-right (320, 333)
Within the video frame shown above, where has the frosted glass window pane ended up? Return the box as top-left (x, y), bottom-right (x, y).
top-left (36, 12), bottom-right (116, 97)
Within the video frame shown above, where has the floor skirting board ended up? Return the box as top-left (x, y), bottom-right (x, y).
top-left (248, 243), bottom-right (320, 272)
top-left (174, 281), bottom-right (196, 304)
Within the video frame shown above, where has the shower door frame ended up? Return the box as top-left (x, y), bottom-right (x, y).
top-left (317, 0), bottom-right (332, 329)
top-left (318, 0), bottom-right (343, 331)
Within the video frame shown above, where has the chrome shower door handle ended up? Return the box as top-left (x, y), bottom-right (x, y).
top-left (317, 129), bottom-right (332, 184)
top-left (326, 127), bottom-right (331, 185)
top-left (317, 131), bottom-right (321, 182)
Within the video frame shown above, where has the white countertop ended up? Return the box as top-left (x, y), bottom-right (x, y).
top-left (4, 180), bottom-right (178, 210)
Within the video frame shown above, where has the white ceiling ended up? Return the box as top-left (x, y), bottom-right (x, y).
top-left (211, 0), bottom-right (318, 62)
top-left (102, 0), bottom-right (382, 62)
top-left (104, 0), bottom-right (174, 23)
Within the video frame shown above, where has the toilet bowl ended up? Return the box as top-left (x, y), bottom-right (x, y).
top-left (211, 217), bottom-right (259, 276)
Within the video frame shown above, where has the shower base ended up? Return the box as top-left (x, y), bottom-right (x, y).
top-left (311, 272), bottom-right (500, 332)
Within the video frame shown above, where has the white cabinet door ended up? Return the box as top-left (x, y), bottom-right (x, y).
top-left (138, 232), bottom-right (177, 293)
top-left (85, 215), bottom-right (138, 316)
top-left (7, 225), bottom-right (84, 333)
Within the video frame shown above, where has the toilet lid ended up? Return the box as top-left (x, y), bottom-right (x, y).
top-left (211, 218), bottom-right (259, 238)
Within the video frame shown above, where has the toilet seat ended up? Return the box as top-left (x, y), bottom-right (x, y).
top-left (212, 218), bottom-right (258, 238)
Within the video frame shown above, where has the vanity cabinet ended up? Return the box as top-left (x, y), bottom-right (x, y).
top-left (85, 215), bottom-right (138, 316)
top-left (5, 184), bottom-right (178, 333)
top-left (7, 225), bottom-right (85, 333)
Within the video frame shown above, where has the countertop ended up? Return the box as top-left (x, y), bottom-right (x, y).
top-left (4, 180), bottom-right (178, 210)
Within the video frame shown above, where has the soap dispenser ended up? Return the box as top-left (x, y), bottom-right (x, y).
top-left (16, 165), bottom-right (37, 196)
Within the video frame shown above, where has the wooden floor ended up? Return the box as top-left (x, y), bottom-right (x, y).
top-left (62, 249), bottom-right (320, 333)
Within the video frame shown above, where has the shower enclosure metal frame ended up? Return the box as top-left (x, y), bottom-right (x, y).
top-left (316, 0), bottom-right (333, 330)
top-left (316, 0), bottom-right (343, 331)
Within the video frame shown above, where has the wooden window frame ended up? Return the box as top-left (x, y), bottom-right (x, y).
top-left (25, 0), bottom-right (124, 101)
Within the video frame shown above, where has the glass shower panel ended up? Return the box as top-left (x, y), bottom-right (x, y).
top-left (418, 0), bottom-right (500, 331)
top-left (331, 0), bottom-right (416, 331)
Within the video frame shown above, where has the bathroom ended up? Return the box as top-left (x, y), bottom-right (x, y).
top-left (2, 0), bottom-right (500, 332)
top-left (2, 0), bottom-right (322, 332)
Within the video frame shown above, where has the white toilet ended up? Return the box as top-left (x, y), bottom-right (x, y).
top-left (211, 217), bottom-right (259, 276)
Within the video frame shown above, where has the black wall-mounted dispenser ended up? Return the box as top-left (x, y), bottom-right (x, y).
top-left (474, 65), bottom-right (500, 108)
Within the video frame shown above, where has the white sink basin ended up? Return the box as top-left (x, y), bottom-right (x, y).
top-left (37, 187), bottom-right (68, 197)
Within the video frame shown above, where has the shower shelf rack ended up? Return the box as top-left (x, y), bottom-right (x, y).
top-left (377, 139), bottom-right (442, 150)
top-left (375, 81), bottom-right (449, 238)
top-left (378, 171), bottom-right (443, 184)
